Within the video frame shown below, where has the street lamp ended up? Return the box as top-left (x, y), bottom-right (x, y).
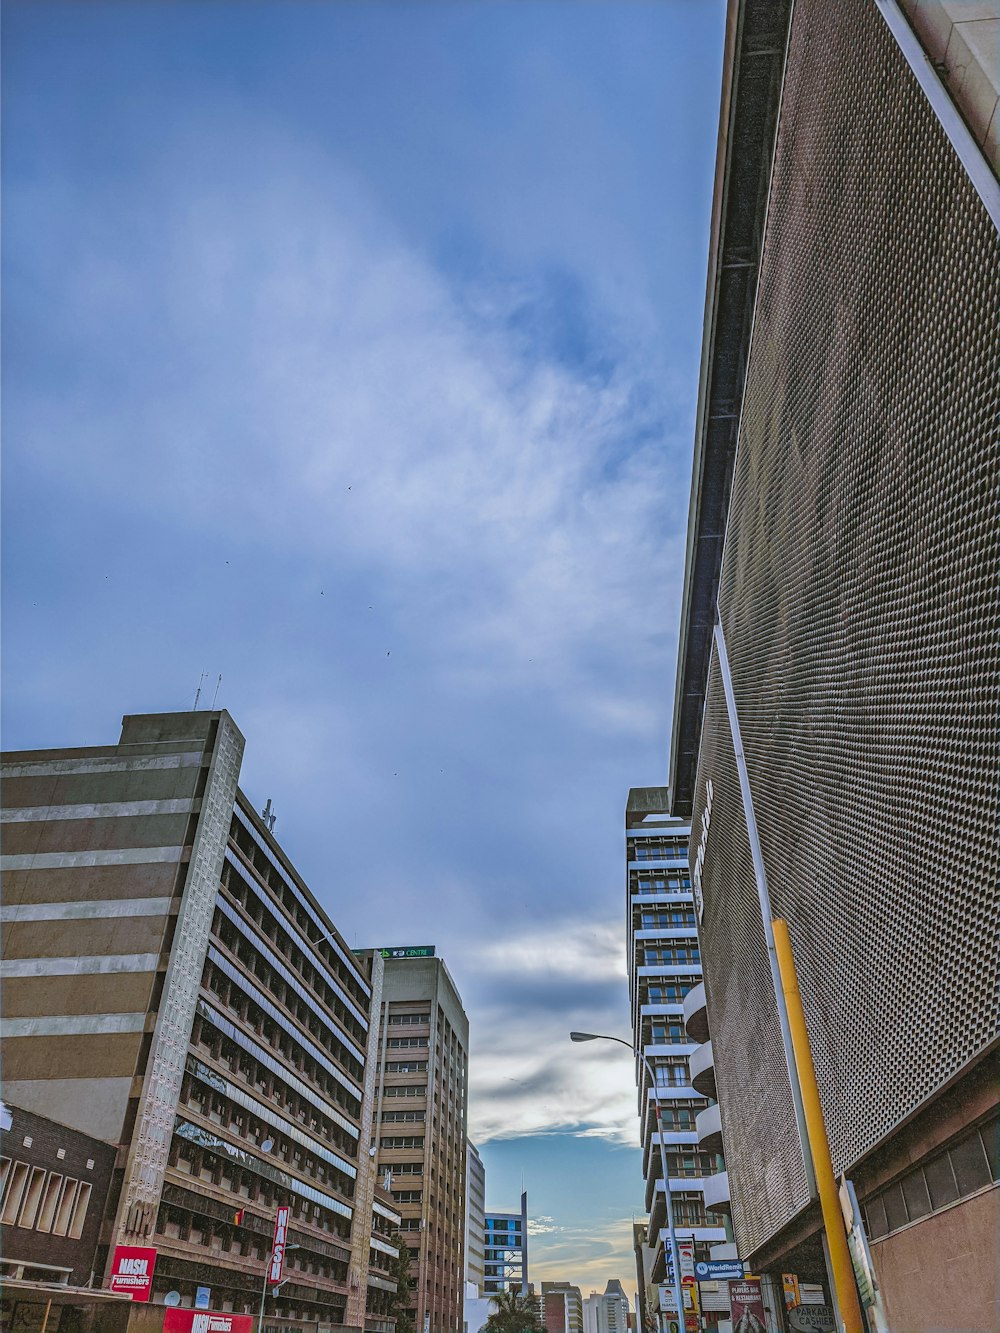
top-left (569, 1032), bottom-right (687, 1332)
top-left (256, 1239), bottom-right (299, 1333)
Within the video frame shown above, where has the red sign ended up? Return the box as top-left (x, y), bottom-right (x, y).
top-left (163, 1312), bottom-right (254, 1333)
top-left (108, 1245), bottom-right (157, 1302)
top-left (729, 1278), bottom-right (766, 1332)
top-left (268, 1206), bottom-right (290, 1285)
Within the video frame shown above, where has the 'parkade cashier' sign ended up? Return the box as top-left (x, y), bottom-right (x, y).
top-left (109, 1245), bottom-right (157, 1301)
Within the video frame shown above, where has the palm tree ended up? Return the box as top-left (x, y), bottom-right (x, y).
top-left (483, 1289), bottom-right (543, 1333)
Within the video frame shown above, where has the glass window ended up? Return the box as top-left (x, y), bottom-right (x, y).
top-left (980, 1120), bottom-right (999, 1182)
top-left (949, 1133), bottom-right (990, 1196)
top-left (923, 1153), bottom-right (958, 1211)
top-left (901, 1171), bottom-right (930, 1223)
top-left (881, 1182), bottom-right (908, 1233)
top-left (864, 1194), bottom-right (887, 1240)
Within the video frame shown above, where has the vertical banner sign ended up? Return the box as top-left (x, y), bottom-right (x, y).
top-left (839, 1176), bottom-right (890, 1333)
top-left (108, 1245), bottom-right (157, 1301)
top-left (728, 1279), bottom-right (766, 1333)
top-left (268, 1207), bottom-right (290, 1285)
top-left (783, 1274), bottom-right (801, 1310)
top-left (677, 1240), bottom-right (699, 1333)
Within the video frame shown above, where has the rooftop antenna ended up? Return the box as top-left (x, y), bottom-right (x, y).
top-left (211, 674), bottom-right (223, 710)
top-left (261, 798), bottom-right (277, 832)
top-left (193, 671), bottom-right (208, 710)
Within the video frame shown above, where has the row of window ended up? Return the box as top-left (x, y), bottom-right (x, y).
top-left (389, 1014), bottom-right (430, 1026)
top-left (381, 1111), bottom-right (425, 1124)
top-left (211, 913), bottom-right (365, 1087)
top-left (229, 813), bottom-right (370, 1009)
top-left (864, 1118), bottom-right (998, 1241)
top-left (221, 855), bottom-right (367, 1045)
top-left (0, 1160), bottom-right (92, 1238)
top-left (633, 842), bottom-right (689, 860)
top-left (192, 1003), bottom-right (357, 1157)
top-left (645, 984), bottom-right (697, 1003)
top-left (643, 947), bottom-right (700, 965)
top-left (201, 962), bottom-right (361, 1120)
top-left (380, 1137), bottom-right (425, 1150)
top-left (386, 1037), bottom-right (428, 1050)
top-left (385, 1061), bottom-right (427, 1074)
top-left (640, 912), bottom-right (697, 929)
top-left (383, 1085), bottom-right (426, 1099)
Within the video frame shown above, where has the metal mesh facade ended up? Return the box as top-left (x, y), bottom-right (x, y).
top-left (692, 0), bottom-right (1000, 1262)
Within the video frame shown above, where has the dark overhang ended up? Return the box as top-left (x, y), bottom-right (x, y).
top-left (667, 0), bottom-right (793, 817)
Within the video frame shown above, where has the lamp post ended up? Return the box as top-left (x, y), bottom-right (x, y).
top-left (569, 1032), bottom-right (687, 1333)
top-left (256, 1241), bottom-right (299, 1333)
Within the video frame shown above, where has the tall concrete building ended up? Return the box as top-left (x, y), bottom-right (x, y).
top-left (482, 1194), bottom-right (527, 1296)
top-left (372, 950), bottom-right (469, 1333)
top-left (625, 788), bottom-right (727, 1295)
top-left (0, 709), bottom-right (400, 1333)
top-left (670, 2), bottom-right (1000, 1330)
top-left (464, 1141), bottom-right (486, 1296)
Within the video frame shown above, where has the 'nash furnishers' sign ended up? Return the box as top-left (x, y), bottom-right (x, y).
top-left (108, 1245), bottom-right (157, 1302)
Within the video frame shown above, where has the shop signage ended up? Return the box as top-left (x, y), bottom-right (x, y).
top-left (728, 1278), bottom-right (766, 1333)
top-left (268, 1205), bottom-right (290, 1284)
top-left (163, 1311), bottom-right (254, 1333)
top-left (788, 1305), bottom-right (835, 1332)
top-left (195, 1288), bottom-right (211, 1310)
top-left (108, 1245), bottom-right (157, 1302)
top-left (783, 1273), bottom-right (801, 1309)
top-left (694, 1260), bottom-right (744, 1281)
top-left (378, 946), bottom-right (435, 959)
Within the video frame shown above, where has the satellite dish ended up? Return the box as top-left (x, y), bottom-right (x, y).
top-left (164, 1293), bottom-right (182, 1307)
top-left (261, 1138), bottom-right (274, 1153)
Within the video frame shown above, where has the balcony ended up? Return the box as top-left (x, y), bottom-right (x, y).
top-left (682, 982), bottom-right (709, 1044)
top-left (689, 1042), bottom-right (716, 1098)
top-left (702, 1171), bottom-right (731, 1216)
top-left (695, 1103), bottom-right (723, 1154)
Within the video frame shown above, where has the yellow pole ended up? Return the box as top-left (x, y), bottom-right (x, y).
top-left (772, 919), bottom-right (865, 1333)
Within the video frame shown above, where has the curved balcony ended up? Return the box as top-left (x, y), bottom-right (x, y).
top-left (695, 1102), bottom-right (723, 1154)
top-left (682, 982), bottom-right (709, 1043)
top-left (702, 1170), bottom-right (731, 1216)
top-left (689, 1041), bottom-right (716, 1098)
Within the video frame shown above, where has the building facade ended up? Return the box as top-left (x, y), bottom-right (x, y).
top-left (625, 788), bottom-right (728, 1293)
top-left (1, 709), bottom-right (397, 1333)
top-left (539, 1283), bottom-right (582, 1333)
top-left (482, 1195), bottom-right (527, 1296)
top-left (669, 2), bottom-right (1000, 1330)
top-left (463, 1141), bottom-right (486, 1298)
top-left (372, 950), bottom-right (469, 1333)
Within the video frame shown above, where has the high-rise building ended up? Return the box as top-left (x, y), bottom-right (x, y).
top-left (0, 709), bottom-right (399, 1333)
top-left (371, 949), bottom-right (469, 1333)
top-left (464, 1141), bottom-right (486, 1297)
top-left (582, 1280), bottom-right (629, 1333)
top-left (482, 1194), bottom-right (528, 1296)
top-left (669, 2), bottom-right (1000, 1330)
top-left (539, 1282), bottom-right (582, 1333)
top-left (625, 788), bottom-right (728, 1294)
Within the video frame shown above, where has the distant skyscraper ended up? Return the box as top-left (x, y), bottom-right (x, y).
top-left (583, 1281), bottom-right (629, 1333)
top-left (482, 1194), bottom-right (527, 1295)
top-left (625, 787), bottom-right (728, 1295)
top-left (372, 950), bottom-right (469, 1333)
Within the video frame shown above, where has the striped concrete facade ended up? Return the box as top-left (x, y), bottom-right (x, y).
top-left (1, 710), bottom-right (401, 1333)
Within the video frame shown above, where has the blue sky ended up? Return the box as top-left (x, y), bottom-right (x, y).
top-left (2, 0), bottom-right (724, 1296)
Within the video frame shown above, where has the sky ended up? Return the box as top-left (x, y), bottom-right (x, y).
top-left (2, 0), bottom-right (725, 1298)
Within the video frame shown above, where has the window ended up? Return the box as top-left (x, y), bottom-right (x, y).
top-left (389, 1014), bottom-right (430, 1026)
top-left (863, 1117), bottom-right (999, 1240)
top-left (386, 1061), bottom-right (427, 1074)
top-left (387, 1038), bottom-right (428, 1050)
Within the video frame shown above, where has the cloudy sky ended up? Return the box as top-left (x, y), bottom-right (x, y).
top-left (2, 0), bottom-right (724, 1297)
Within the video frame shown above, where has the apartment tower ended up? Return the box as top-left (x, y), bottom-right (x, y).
top-left (372, 950), bottom-right (469, 1333)
top-left (482, 1194), bottom-right (527, 1296)
top-left (626, 787), bottom-right (727, 1298)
